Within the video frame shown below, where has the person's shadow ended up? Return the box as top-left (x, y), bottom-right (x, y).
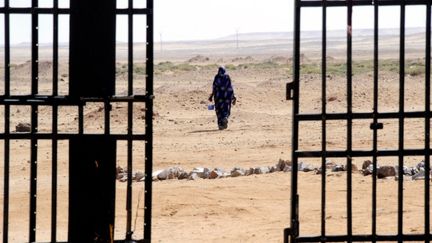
top-left (189, 129), bottom-right (221, 133)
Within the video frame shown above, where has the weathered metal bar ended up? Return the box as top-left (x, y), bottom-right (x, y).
top-left (51, 0), bottom-right (59, 239)
top-left (29, 0), bottom-right (39, 240)
top-left (321, 1), bottom-right (327, 241)
top-left (126, 0), bottom-right (134, 239)
top-left (346, 1), bottom-right (353, 240)
top-left (425, 3), bottom-right (431, 242)
top-left (372, 1), bottom-right (379, 241)
top-left (2, 0), bottom-right (10, 242)
top-left (145, 0), bottom-right (154, 241)
top-left (398, 3), bottom-right (406, 241)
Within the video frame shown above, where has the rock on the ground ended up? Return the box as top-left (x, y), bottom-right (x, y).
top-left (119, 175), bottom-right (128, 182)
top-left (269, 166), bottom-right (278, 173)
top-left (245, 168), bottom-right (255, 176)
top-left (362, 160), bottom-right (372, 170)
top-left (377, 166), bottom-right (396, 179)
top-left (209, 168), bottom-right (224, 179)
top-left (412, 170), bottom-right (425, 180)
top-left (117, 172), bottom-right (126, 180)
top-left (283, 166), bottom-right (292, 172)
top-left (16, 123), bottom-right (31, 133)
top-left (299, 162), bottom-right (314, 172)
top-left (254, 166), bottom-right (270, 174)
top-left (157, 167), bottom-right (185, 180)
top-left (152, 169), bottom-right (164, 181)
top-left (332, 165), bottom-right (345, 172)
top-left (178, 171), bottom-right (189, 180)
top-left (325, 160), bottom-right (337, 169)
top-left (231, 167), bottom-right (245, 177)
top-left (276, 159), bottom-right (291, 171)
top-left (135, 171), bottom-right (145, 182)
top-left (188, 172), bottom-right (200, 180)
top-left (191, 167), bottom-right (210, 179)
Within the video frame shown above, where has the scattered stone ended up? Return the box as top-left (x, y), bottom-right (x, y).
top-left (221, 172), bottom-right (232, 178)
top-left (117, 166), bottom-right (125, 174)
top-left (156, 167), bottom-right (185, 180)
top-left (191, 167), bottom-right (210, 179)
top-left (16, 123), bottom-right (31, 133)
top-left (283, 166), bottom-right (292, 172)
top-left (231, 167), bottom-right (245, 177)
top-left (135, 171), bottom-right (144, 182)
top-left (332, 165), bottom-right (345, 172)
top-left (245, 168), bottom-right (255, 176)
top-left (178, 171), bottom-right (189, 180)
top-left (377, 166), bottom-right (396, 179)
top-left (119, 175), bottom-right (128, 182)
top-left (326, 160), bottom-right (337, 169)
top-left (276, 159), bottom-right (291, 171)
top-left (417, 161), bottom-right (425, 170)
top-left (362, 160), bottom-right (372, 170)
top-left (412, 170), bottom-right (426, 180)
top-left (188, 173), bottom-right (200, 180)
top-left (117, 172), bottom-right (126, 180)
top-left (299, 162), bottom-right (314, 172)
top-left (254, 166), bottom-right (270, 174)
top-left (152, 169), bottom-right (164, 181)
top-left (209, 168), bottom-right (224, 179)
top-left (269, 166), bottom-right (278, 173)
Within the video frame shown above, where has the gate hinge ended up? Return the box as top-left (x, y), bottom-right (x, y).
top-left (286, 82), bottom-right (295, 100)
top-left (370, 122), bottom-right (384, 130)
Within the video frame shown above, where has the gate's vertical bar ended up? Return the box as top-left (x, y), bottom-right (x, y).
top-left (398, 2), bottom-right (406, 241)
top-left (3, 0), bottom-right (10, 242)
top-left (346, 1), bottom-right (353, 241)
top-left (321, 1), bottom-right (327, 242)
top-left (126, 0), bottom-right (134, 239)
top-left (51, 0), bottom-right (59, 241)
top-left (372, 2), bottom-right (379, 242)
top-left (145, 0), bottom-right (154, 241)
top-left (30, 0), bottom-right (39, 241)
top-left (425, 3), bottom-right (431, 242)
top-left (291, 0), bottom-right (301, 242)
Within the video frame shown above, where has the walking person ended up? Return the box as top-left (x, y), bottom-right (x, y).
top-left (208, 66), bottom-right (237, 130)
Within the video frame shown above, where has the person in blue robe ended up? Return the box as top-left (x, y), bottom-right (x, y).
top-left (208, 66), bottom-right (237, 130)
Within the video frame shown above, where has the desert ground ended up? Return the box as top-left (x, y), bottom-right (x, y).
top-left (0, 28), bottom-right (432, 242)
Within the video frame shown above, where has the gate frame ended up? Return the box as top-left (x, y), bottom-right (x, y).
top-left (286, 0), bottom-right (432, 242)
top-left (0, 0), bottom-right (154, 242)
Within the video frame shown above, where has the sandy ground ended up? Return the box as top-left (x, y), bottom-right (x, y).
top-left (0, 30), bottom-right (431, 242)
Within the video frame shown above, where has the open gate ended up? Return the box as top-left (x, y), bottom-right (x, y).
top-left (286, 0), bottom-right (432, 242)
top-left (1, 0), bottom-right (153, 242)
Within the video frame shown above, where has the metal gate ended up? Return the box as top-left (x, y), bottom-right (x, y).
top-left (1, 0), bottom-right (153, 242)
top-left (286, 0), bottom-right (431, 242)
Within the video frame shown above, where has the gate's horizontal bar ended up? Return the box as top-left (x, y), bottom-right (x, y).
top-left (300, 0), bottom-right (430, 7)
top-left (0, 133), bottom-right (147, 140)
top-left (296, 149), bottom-right (430, 157)
top-left (296, 233), bottom-right (432, 242)
top-left (0, 95), bottom-right (151, 105)
top-left (0, 8), bottom-right (150, 14)
top-left (297, 111), bottom-right (427, 121)
top-left (116, 8), bottom-right (151, 15)
top-left (0, 7), bottom-right (70, 14)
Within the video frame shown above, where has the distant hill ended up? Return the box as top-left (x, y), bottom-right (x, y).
top-left (219, 27), bottom-right (425, 41)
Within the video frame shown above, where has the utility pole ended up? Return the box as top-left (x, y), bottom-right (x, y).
top-left (235, 28), bottom-right (239, 49)
top-left (159, 32), bottom-right (163, 53)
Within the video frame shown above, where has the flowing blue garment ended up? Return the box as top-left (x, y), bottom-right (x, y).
top-left (212, 67), bottom-right (234, 127)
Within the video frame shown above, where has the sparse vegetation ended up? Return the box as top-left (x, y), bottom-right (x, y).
top-left (112, 58), bottom-right (427, 77)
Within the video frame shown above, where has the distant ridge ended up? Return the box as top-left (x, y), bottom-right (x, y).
top-left (219, 27), bottom-right (425, 41)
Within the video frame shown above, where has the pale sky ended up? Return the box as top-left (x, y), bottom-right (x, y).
top-left (0, 0), bottom-right (428, 44)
